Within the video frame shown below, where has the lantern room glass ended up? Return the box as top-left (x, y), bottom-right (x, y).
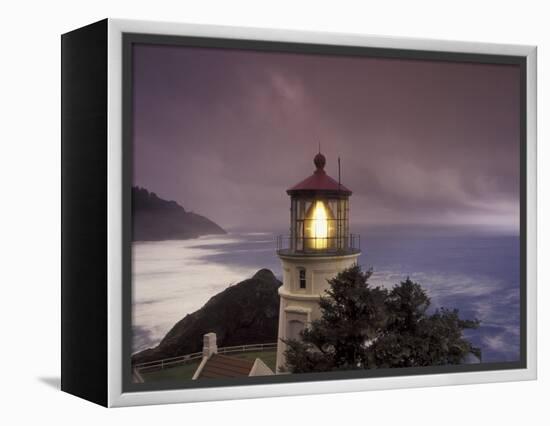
top-left (290, 196), bottom-right (350, 253)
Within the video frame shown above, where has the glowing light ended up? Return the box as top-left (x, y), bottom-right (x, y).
top-left (305, 200), bottom-right (334, 250)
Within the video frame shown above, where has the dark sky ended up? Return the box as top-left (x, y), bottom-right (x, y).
top-left (132, 44), bottom-right (520, 231)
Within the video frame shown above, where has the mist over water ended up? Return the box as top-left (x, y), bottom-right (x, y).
top-left (132, 225), bottom-right (520, 363)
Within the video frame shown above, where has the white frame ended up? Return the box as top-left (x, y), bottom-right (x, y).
top-left (106, 18), bottom-right (537, 407)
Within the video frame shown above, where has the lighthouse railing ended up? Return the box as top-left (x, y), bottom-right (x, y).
top-left (277, 233), bottom-right (360, 255)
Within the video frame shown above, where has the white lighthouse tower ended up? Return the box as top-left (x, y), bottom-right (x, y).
top-left (275, 152), bottom-right (361, 372)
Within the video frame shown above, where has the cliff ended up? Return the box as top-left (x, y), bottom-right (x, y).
top-left (132, 186), bottom-right (226, 241)
top-left (132, 269), bottom-right (282, 364)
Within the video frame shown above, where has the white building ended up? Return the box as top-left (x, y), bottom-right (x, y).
top-left (193, 333), bottom-right (274, 379)
top-left (275, 152), bottom-right (361, 372)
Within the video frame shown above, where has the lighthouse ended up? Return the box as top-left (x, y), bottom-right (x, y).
top-left (275, 152), bottom-right (361, 373)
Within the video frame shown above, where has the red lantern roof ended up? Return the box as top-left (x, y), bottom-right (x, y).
top-left (287, 153), bottom-right (352, 196)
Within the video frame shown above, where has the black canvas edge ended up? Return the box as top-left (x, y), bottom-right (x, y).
top-left (120, 32), bottom-right (528, 394)
top-left (61, 18), bottom-right (109, 407)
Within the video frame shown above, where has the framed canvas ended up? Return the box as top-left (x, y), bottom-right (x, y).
top-left (61, 18), bottom-right (537, 407)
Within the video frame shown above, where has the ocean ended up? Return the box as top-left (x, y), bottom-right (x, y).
top-left (132, 226), bottom-right (520, 363)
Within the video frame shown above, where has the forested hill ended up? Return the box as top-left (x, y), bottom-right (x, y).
top-left (132, 269), bottom-right (281, 364)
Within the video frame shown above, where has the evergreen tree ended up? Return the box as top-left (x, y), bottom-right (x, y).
top-left (283, 265), bottom-right (480, 373)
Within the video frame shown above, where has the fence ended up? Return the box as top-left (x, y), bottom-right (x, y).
top-left (134, 342), bottom-right (278, 374)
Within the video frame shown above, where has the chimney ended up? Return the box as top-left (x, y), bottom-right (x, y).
top-left (202, 332), bottom-right (218, 358)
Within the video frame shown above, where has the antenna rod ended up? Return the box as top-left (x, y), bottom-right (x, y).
top-left (338, 157), bottom-right (341, 191)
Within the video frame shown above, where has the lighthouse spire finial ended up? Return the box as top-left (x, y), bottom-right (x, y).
top-left (313, 148), bottom-right (326, 171)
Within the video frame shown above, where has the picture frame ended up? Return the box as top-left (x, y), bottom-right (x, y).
top-left (61, 18), bottom-right (537, 407)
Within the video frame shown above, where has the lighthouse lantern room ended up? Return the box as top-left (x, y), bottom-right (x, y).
top-left (275, 152), bottom-right (361, 372)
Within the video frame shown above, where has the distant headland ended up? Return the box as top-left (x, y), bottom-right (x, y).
top-left (132, 186), bottom-right (226, 241)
